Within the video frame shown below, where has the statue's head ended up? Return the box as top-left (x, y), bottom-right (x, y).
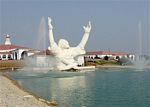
top-left (58, 39), bottom-right (70, 49)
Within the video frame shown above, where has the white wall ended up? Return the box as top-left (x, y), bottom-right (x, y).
top-left (0, 54), bottom-right (13, 60)
top-left (77, 56), bottom-right (84, 66)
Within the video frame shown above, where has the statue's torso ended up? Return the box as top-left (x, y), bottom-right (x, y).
top-left (50, 44), bottom-right (85, 70)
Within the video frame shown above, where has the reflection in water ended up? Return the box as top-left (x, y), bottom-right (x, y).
top-left (9, 71), bottom-right (87, 106)
top-left (57, 76), bottom-right (86, 89)
top-left (49, 76), bottom-right (87, 107)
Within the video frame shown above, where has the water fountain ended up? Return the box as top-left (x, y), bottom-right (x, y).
top-left (36, 16), bottom-right (47, 67)
top-left (23, 17), bottom-right (57, 71)
top-left (37, 16), bottom-right (47, 51)
top-left (132, 20), bottom-right (150, 70)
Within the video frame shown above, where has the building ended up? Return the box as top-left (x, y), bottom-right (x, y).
top-left (0, 35), bottom-right (35, 60)
top-left (85, 51), bottom-right (135, 60)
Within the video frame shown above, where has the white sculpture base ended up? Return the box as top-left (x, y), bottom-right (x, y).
top-left (62, 66), bottom-right (95, 72)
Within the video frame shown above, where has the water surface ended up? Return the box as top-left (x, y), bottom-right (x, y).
top-left (8, 68), bottom-right (150, 107)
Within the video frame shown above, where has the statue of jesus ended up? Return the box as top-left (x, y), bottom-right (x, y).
top-left (48, 17), bottom-right (91, 70)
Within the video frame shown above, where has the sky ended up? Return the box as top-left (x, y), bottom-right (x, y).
top-left (0, 0), bottom-right (149, 55)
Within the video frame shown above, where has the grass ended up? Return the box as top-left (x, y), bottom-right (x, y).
top-left (85, 58), bottom-right (121, 66)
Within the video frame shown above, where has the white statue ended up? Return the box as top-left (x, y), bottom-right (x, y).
top-left (48, 17), bottom-right (91, 70)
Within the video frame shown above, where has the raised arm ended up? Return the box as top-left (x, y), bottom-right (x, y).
top-left (78, 21), bottom-right (91, 49)
top-left (48, 17), bottom-right (56, 47)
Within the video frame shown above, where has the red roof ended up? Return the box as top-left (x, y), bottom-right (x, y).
top-left (86, 51), bottom-right (128, 56)
top-left (0, 44), bottom-right (28, 50)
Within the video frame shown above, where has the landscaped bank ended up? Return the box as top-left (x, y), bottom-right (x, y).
top-left (0, 74), bottom-right (56, 107)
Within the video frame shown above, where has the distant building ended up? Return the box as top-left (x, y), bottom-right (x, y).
top-left (85, 51), bottom-right (135, 60)
top-left (0, 35), bottom-right (35, 60)
top-left (0, 35), bottom-right (136, 66)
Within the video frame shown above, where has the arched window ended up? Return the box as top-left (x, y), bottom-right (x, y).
top-left (21, 51), bottom-right (27, 59)
top-left (8, 54), bottom-right (12, 60)
top-left (104, 56), bottom-right (109, 60)
top-left (116, 56), bottom-right (120, 60)
top-left (2, 54), bottom-right (6, 59)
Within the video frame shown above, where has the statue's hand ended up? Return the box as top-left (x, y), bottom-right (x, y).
top-left (83, 21), bottom-right (91, 33)
top-left (48, 17), bottom-right (53, 30)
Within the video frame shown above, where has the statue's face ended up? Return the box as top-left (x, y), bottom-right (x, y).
top-left (58, 39), bottom-right (70, 49)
